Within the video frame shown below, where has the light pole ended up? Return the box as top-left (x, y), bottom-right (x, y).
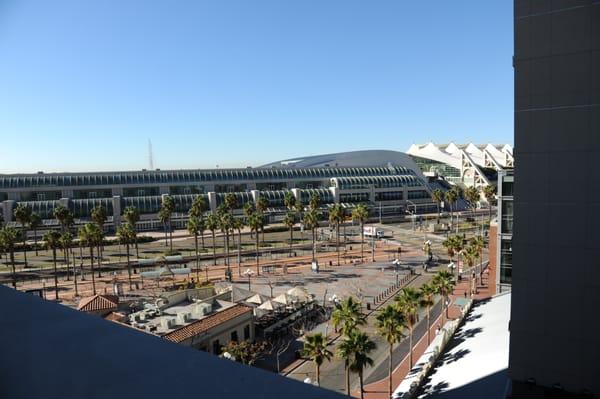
top-left (243, 268), bottom-right (255, 291)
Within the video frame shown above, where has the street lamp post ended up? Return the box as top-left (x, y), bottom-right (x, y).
top-left (243, 268), bottom-right (255, 291)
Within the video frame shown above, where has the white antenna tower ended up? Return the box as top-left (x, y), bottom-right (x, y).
top-left (148, 139), bottom-right (154, 170)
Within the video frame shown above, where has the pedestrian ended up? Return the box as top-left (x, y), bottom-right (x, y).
top-left (464, 291), bottom-right (467, 299)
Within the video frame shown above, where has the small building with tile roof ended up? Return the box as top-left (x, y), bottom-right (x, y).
top-left (77, 294), bottom-right (119, 316)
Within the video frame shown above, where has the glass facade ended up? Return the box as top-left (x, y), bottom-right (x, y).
top-left (407, 190), bottom-right (430, 200)
top-left (340, 192), bottom-right (370, 203)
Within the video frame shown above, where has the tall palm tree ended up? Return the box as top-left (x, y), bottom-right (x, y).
top-left (283, 211), bottom-right (295, 259)
top-left (483, 185), bottom-right (497, 223)
top-left (53, 204), bottom-right (71, 233)
top-left (432, 270), bottom-right (456, 324)
top-left (224, 192), bottom-right (237, 215)
top-left (395, 287), bottom-right (422, 368)
top-left (0, 226), bottom-right (19, 288)
top-left (59, 232), bottom-right (73, 281)
top-left (309, 193), bottom-right (320, 211)
top-left (243, 202), bottom-right (256, 238)
top-left (189, 195), bottom-right (208, 248)
top-left (329, 204), bottom-right (344, 266)
top-left (206, 213), bottom-right (220, 266)
top-left (419, 283), bottom-right (437, 345)
top-left (123, 206), bottom-right (140, 258)
top-left (470, 235), bottom-right (486, 286)
top-left (284, 191), bottom-right (296, 211)
top-left (376, 305), bottom-right (406, 397)
top-left (29, 212), bottom-right (42, 256)
top-left (302, 332), bottom-right (333, 387)
top-left (431, 189), bottom-right (444, 223)
top-left (464, 186), bottom-right (480, 219)
top-left (158, 208), bottom-right (170, 248)
top-left (14, 204), bottom-right (31, 267)
top-left (91, 205), bottom-right (107, 276)
top-left (233, 217), bottom-right (245, 276)
top-left (256, 195), bottom-right (268, 244)
top-left (332, 296), bottom-right (366, 336)
top-left (337, 330), bottom-right (377, 399)
top-left (117, 223), bottom-right (135, 290)
top-left (352, 204), bottom-right (369, 262)
top-left (444, 189), bottom-right (458, 228)
top-left (160, 196), bottom-right (175, 251)
top-left (187, 217), bottom-right (201, 281)
top-left (43, 231), bottom-right (61, 300)
top-left (303, 209), bottom-right (319, 264)
top-left (247, 212), bottom-right (263, 275)
top-left (220, 211), bottom-right (234, 273)
top-left (78, 223), bottom-right (101, 295)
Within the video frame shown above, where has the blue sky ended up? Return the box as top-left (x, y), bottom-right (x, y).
top-left (0, 1), bottom-right (513, 173)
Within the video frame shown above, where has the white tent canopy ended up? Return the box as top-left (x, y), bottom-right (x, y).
top-left (286, 287), bottom-right (313, 303)
top-left (246, 293), bottom-right (270, 305)
top-left (258, 300), bottom-right (283, 311)
top-left (273, 293), bottom-right (297, 306)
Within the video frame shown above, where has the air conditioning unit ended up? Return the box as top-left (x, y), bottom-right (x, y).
top-left (177, 312), bottom-right (191, 324)
top-left (193, 303), bottom-right (212, 317)
top-left (161, 318), bottom-right (176, 330)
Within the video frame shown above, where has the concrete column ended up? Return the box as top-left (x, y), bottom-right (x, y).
top-left (112, 196), bottom-right (122, 227)
top-left (207, 192), bottom-right (217, 213)
top-left (2, 200), bottom-right (15, 222)
top-left (369, 187), bottom-right (376, 204)
top-left (291, 188), bottom-right (301, 203)
top-left (112, 187), bottom-right (123, 196)
top-left (250, 190), bottom-right (260, 204)
top-left (329, 187), bottom-right (339, 204)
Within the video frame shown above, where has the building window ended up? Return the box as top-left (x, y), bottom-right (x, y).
top-left (89, 191), bottom-right (97, 198)
top-left (244, 325), bottom-right (250, 340)
top-left (230, 331), bottom-right (238, 342)
top-left (137, 189), bottom-right (145, 196)
top-left (36, 193), bottom-right (46, 201)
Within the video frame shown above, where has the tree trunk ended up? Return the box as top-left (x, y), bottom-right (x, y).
top-left (135, 234), bottom-right (139, 259)
top-left (90, 246), bottom-right (96, 295)
top-left (311, 228), bottom-right (316, 263)
top-left (255, 231), bottom-right (260, 275)
top-left (237, 229), bottom-right (242, 277)
top-left (437, 202), bottom-right (440, 223)
top-left (169, 218), bottom-right (173, 252)
top-left (336, 222), bottom-right (340, 266)
top-left (212, 231), bottom-right (217, 266)
top-left (360, 222), bottom-right (364, 262)
top-left (34, 228), bottom-right (38, 255)
top-left (289, 227), bottom-right (293, 258)
top-left (64, 248), bottom-right (70, 281)
top-left (10, 249), bottom-right (16, 289)
top-left (194, 234), bottom-right (199, 281)
top-left (316, 363), bottom-right (320, 387)
top-left (22, 229), bottom-right (28, 267)
top-left (359, 370), bottom-right (364, 399)
top-left (388, 343), bottom-right (393, 397)
top-left (201, 230), bottom-right (205, 250)
top-left (164, 223), bottom-right (168, 247)
top-left (409, 327), bottom-right (413, 367)
top-left (97, 244), bottom-right (102, 278)
top-left (72, 248), bottom-right (78, 296)
top-left (345, 362), bottom-right (350, 396)
top-left (126, 242), bottom-right (132, 290)
top-left (52, 248), bottom-right (58, 300)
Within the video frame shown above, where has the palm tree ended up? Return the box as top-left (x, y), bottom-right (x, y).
top-left (233, 217), bottom-right (245, 276)
top-left (14, 204), bottom-right (31, 267)
top-left (59, 232), bottom-right (73, 281)
top-left (123, 206), bottom-right (140, 258)
top-left (431, 189), bottom-right (444, 223)
top-left (309, 193), bottom-right (320, 211)
top-left (444, 189), bottom-right (458, 228)
top-left (432, 270), bottom-right (456, 324)
top-left (187, 217), bottom-right (201, 281)
top-left (78, 223), bottom-right (102, 295)
top-left (256, 195), bottom-right (268, 243)
top-left (302, 333), bottom-right (333, 387)
top-left (419, 283), bottom-right (437, 345)
top-left (206, 213), bottom-right (220, 266)
top-left (219, 211), bottom-right (234, 273)
top-left (283, 211), bottom-right (295, 259)
top-left (332, 296), bottom-right (366, 336)
top-left (189, 195), bottom-right (208, 247)
top-left (53, 204), bottom-right (72, 233)
top-left (395, 287), bottom-right (421, 368)
top-left (29, 212), bottom-right (42, 256)
top-left (243, 202), bottom-right (256, 238)
top-left (0, 226), bottom-right (19, 288)
top-left (160, 196), bottom-right (175, 251)
top-left (117, 223), bottom-right (135, 290)
top-left (337, 330), bottom-right (377, 399)
top-left (43, 231), bottom-right (61, 300)
top-left (376, 305), bottom-right (406, 397)
top-left (247, 212), bottom-right (263, 275)
top-left (464, 186), bottom-right (480, 219)
top-left (158, 208), bottom-right (170, 248)
top-left (303, 209), bottom-right (319, 264)
top-left (470, 235), bottom-right (486, 286)
top-left (329, 204), bottom-right (344, 266)
top-left (224, 193), bottom-right (237, 215)
top-left (352, 204), bottom-right (369, 262)
top-left (483, 185), bottom-right (497, 223)
top-left (91, 205), bottom-right (107, 276)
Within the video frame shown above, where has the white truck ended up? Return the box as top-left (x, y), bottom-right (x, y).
top-left (363, 226), bottom-right (384, 238)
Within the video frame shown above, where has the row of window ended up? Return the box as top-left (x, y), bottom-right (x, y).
top-left (334, 175), bottom-right (423, 190)
top-left (0, 166), bottom-right (411, 188)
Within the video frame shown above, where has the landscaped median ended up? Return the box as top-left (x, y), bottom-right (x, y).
top-left (392, 297), bottom-right (474, 399)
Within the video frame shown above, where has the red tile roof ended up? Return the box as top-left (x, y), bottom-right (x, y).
top-left (78, 294), bottom-right (119, 312)
top-left (163, 304), bottom-right (252, 343)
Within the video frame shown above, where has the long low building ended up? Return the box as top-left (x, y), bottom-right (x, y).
top-left (0, 150), bottom-right (437, 230)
